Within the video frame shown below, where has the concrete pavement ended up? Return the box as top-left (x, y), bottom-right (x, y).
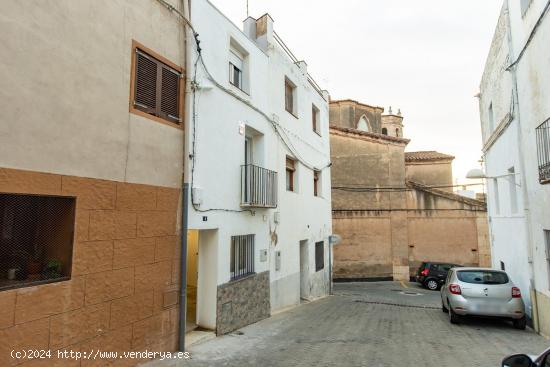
top-left (146, 281), bottom-right (549, 367)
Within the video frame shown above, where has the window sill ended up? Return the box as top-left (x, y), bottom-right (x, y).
top-left (286, 110), bottom-right (299, 119)
top-left (130, 107), bottom-right (183, 130)
top-left (0, 276), bottom-right (70, 292)
top-left (230, 272), bottom-right (256, 283)
top-left (229, 83), bottom-right (250, 96)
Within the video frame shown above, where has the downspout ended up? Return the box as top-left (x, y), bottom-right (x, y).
top-left (178, 0), bottom-right (193, 352)
top-left (503, 0), bottom-right (540, 332)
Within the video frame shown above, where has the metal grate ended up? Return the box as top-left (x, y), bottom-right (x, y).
top-left (230, 234), bottom-right (254, 281)
top-left (536, 118), bottom-right (550, 184)
top-left (241, 165), bottom-right (278, 208)
top-left (0, 194), bottom-right (76, 291)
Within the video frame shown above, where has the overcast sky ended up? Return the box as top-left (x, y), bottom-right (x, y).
top-left (209, 0), bottom-right (503, 186)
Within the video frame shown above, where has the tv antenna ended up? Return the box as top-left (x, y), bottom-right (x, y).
top-left (246, 0), bottom-right (249, 17)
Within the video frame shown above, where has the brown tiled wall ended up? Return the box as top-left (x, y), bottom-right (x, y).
top-left (0, 168), bottom-right (182, 366)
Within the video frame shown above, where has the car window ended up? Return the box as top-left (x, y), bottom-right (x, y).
top-left (456, 270), bottom-right (509, 285)
top-left (441, 265), bottom-right (452, 272)
top-left (543, 354), bottom-right (550, 367)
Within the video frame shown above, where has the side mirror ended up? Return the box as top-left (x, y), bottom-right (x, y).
top-left (502, 354), bottom-right (534, 367)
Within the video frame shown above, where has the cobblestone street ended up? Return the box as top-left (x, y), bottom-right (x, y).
top-left (147, 282), bottom-right (549, 367)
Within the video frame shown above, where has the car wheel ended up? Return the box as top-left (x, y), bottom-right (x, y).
top-left (513, 316), bottom-right (526, 330)
top-left (448, 305), bottom-right (461, 324)
top-left (426, 279), bottom-right (439, 291)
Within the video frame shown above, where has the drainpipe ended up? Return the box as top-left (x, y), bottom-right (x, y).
top-left (503, 0), bottom-right (540, 332)
top-left (178, 0), bottom-right (193, 352)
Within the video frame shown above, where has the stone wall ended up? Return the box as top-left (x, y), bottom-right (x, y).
top-left (216, 271), bottom-right (270, 335)
top-left (0, 167), bottom-right (181, 366)
top-left (405, 161), bottom-right (454, 190)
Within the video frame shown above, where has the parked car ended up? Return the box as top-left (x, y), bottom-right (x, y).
top-left (415, 262), bottom-right (462, 290)
top-left (440, 267), bottom-right (526, 329)
top-left (502, 347), bottom-right (550, 366)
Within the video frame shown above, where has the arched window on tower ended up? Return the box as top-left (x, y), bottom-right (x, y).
top-left (382, 128), bottom-right (388, 135)
top-left (357, 116), bottom-right (369, 132)
top-left (396, 128), bottom-right (400, 137)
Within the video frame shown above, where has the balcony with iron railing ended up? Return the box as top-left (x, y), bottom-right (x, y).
top-left (536, 119), bottom-right (550, 184)
top-left (241, 165), bottom-right (278, 208)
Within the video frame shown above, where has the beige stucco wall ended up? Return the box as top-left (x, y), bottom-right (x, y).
top-left (0, 0), bottom-right (185, 188)
top-left (331, 130), bottom-right (490, 281)
top-left (405, 161), bottom-right (454, 190)
top-left (333, 212), bottom-right (393, 279)
top-left (329, 100), bottom-right (384, 133)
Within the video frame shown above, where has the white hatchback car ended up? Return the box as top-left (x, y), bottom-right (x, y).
top-left (440, 267), bottom-right (526, 329)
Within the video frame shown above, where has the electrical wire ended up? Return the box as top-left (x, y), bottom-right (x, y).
top-left (157, 0), bottom-right (332, 214)
top-left (506, 0), bottom-right (550, 71)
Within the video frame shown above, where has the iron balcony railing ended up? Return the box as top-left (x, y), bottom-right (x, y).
top-left (241, 164), bottom-right (278, 208)
top-left (536, 118), bottom-right (550, 184)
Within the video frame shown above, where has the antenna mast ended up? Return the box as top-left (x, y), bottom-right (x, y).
top-left (246, 0), bottom-right (249, 17)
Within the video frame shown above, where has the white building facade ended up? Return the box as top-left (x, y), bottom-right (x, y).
top-left (184, 0), bottom-right (333, 335)
top-left (479, 0), bottom-right (550, 337)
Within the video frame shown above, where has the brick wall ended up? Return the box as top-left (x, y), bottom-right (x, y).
top-left (0, 168), bottom-right (182, 366)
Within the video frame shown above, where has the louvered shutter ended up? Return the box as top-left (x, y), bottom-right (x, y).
top-left (160, 66), bottom-right (180, 123)
top-left (134, 50), bottom-right (157, 113)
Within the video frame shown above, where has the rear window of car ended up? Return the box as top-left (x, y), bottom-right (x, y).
top-left (456, 270), bottom-right (509, 285)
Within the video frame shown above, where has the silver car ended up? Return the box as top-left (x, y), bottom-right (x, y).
top-left (440, 267), bottom-right (526, 329)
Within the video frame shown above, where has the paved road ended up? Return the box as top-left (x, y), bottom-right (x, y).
top-left (148, 282), bottom-right (549, 367)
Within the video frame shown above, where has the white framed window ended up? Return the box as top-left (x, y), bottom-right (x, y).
top-left (312, 104), bottom-right (320, 135)
top-left (508, 167), bottom-right (518, 214)
top-left (493, 178), bottom-right (500, 215)
top-left (229, 50), bottom-right (243, 90)
top-left (229, 39), bottom-right (248, 93)
top-left (285, 77), bottom-right (297, 116)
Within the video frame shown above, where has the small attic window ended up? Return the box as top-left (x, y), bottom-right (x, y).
top-left (382, 128), bottom-right (388, 135)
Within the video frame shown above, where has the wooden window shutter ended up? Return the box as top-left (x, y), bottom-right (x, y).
top-left (160, 66), bottom-right (180, 122)
top-left (134, 47), bottom-right (182, 124)
top-left (135, 50), bottom-right (158, 113)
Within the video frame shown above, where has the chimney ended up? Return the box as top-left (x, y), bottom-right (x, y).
top-left (243, 17), bottom-right (257, 40)
top-left (255, 13), bottom-right (274, 52)
top-left (296, 61), bottom-right (307, 76)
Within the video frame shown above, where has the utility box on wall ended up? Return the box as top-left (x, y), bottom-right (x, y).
top-left (275, 250), bottom-right (281, 270)
top-left (260, 249), bottom-right (267, 262)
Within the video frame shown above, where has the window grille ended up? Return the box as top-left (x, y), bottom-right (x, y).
top-left (536, 119), bottom-right (550, 184)
top-left (0, 194), bottom-right (76, 292)
top-left (230, 234), bottom-right (255, 280)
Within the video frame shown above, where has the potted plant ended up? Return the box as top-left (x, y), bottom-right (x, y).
top-left (42, 259), bottom-right (62, 280)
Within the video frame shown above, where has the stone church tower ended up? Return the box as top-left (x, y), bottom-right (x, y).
top-left (381, 106), bottom-right (404, 138)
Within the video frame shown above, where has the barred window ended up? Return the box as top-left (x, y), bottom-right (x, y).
top-left (0, 194), bottom-right (76, 291)
top-left (131, 41), bottom-right (183, 126)
top-left (536, 119), bottom-right (550, 184)
top-left (230, 234), bottom-right (255, 280)
top-left (315, 241), bottom-right (324, 272)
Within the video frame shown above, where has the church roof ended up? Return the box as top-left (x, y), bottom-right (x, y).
top-left (405, 151), bottom-right (455, 162)
top-left (330, 126), bottom-right (410, 146)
